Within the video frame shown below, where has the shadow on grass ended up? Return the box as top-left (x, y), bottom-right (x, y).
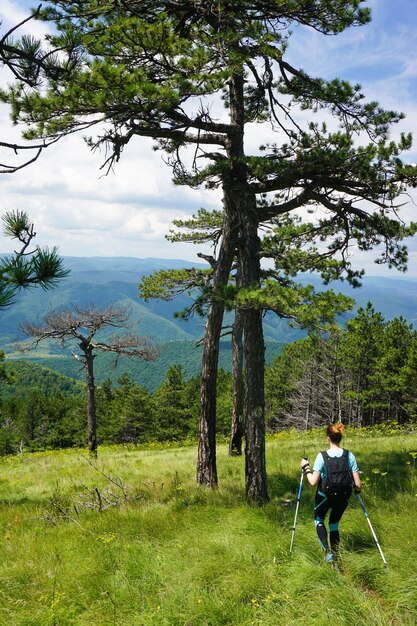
top-left (0, 496), bottom-right (34, 506)
top-left (358, 447), bottom-right (416, 498)
top-left (342, 529), bottom-right (377, 552)
top-left (268, 471), bottom-right (301, 499)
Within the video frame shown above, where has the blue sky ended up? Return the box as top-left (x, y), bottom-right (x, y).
top-left (1, 0), bottom-right (417, 279)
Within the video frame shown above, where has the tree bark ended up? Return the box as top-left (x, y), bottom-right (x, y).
top-left (197, 299), bottom-right (224, 486)
top-left (239, 195), bottom-right (269, 502)
top-left (197, 209), bottom-right (237, 486)
top-left (197, 69), bottom-right (244, 486)
top-left (244, 308), bottom-right (268, 502)
top-left (85, 346), bottom-right (97, 457)
top-left (229, 306), bottom-right (244, 456)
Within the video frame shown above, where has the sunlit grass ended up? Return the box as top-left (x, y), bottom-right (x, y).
top-left (0, 427), bottom-right (416, 625)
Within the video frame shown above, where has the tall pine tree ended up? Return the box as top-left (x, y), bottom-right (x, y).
top-left (2, 1), bottom-right (417, 499)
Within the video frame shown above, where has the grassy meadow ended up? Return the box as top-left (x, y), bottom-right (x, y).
top-left (0, 427), bottom-right (416, 626)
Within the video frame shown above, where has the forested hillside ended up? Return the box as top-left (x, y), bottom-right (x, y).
top-left (2, 256), bottom-right (417, 391)
top-left (266, 304), bottom-right (417, 429)
top-left (2, 304), bottom-right (417, 456)
top-left (10, 339), bottom-right (284, 392)
top-left (2, 256), bottom-right (417, 349)
top-left (0, 255), bottom-right (311, 347)
top-left (0, 360), bottom-right (84, 399)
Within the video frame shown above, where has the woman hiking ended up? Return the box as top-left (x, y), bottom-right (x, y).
top-left (300, 423), bottom-right (362, 563)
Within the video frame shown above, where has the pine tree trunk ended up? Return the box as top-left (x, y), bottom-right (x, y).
top-left (228, 68), bottom-right (268, 499)
top-left (198, 67), bottom-right (268, 499)
top-left (197, 210), bottom-right (237, 486)
top-left (244, 308), bottom-right (268, 501)
top-left (197, 69), bottom-right (244, 486)
top-left (239, 195), bottom-right (269, 502)
top-left (197, 299), bottom-right (224, 487)
top-left (85, 348), bottom-right (97, 457)
top-left (229, 307), bottom-right (244, 456)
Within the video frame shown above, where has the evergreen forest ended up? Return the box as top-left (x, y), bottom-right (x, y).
top-left (1, 303), bottom-right (416, 456)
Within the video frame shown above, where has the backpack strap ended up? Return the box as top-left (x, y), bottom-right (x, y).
top-left (319, 450), bottom-right (329, 491)
top-left (342, 449), bottom-right (352, 475)
top-left (321, 450), bottom-right (329, 466)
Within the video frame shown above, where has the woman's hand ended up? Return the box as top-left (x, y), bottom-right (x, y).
top-left (299, 459), bottom-right (320, 486)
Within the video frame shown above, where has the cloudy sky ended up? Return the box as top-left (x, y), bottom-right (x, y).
top-left (1, 0), bottom-right (417, 278)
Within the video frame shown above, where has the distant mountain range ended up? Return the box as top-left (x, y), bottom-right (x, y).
top-left (2, 256), bottom-right (417, 389)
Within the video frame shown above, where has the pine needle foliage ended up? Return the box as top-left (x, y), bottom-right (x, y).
top-left (0, 210), bottom-right (69, 307)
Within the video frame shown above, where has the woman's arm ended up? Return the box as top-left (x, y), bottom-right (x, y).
top-left (300, 459), bottom-right (320, 487)
top-left (348, 452), bottom-right (362, 493)
top-left (306, 470), bottom-right (321, 487)
top-left (352, 470), bottom-right (362, 493)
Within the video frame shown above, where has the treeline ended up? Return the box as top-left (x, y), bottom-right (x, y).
top-left (266, 303), bottom-right (417, 429)
top-left (1, 304), bottom-right (417, 455)
top-left (0, 365), bottom-right (233, 455)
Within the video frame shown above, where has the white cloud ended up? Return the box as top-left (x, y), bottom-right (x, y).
top-left (0, 0), bottom-right (51, 39)
top-left (1, 0), bottom-right (417, 277)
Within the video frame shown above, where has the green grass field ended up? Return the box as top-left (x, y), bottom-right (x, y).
top-left (0, 427), bottom-right (416, 625)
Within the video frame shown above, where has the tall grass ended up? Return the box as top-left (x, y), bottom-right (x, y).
top-left (0, 428), bottom-right (416, 625)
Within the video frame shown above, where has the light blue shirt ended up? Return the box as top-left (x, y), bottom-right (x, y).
top-left (313, 448), bottom-right (358, 479)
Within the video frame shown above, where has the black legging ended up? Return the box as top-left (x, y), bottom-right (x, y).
top-left (314, 490), bottom-right (350, 552)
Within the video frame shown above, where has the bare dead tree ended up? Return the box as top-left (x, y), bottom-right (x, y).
top-left (282, 333), bottom-right (348, 429)
top-left (20, 303), bottom-right (157, 456)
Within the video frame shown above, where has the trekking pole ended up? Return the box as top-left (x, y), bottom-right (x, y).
top-left (290, 461), bottom-right (306, 555)
top-left (356, 492), bottom-right (387, 566)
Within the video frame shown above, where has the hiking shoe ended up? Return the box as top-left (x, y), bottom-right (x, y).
top-left (324, 552), bottom-right (334, 564)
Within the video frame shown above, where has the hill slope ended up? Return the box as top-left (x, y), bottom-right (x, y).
top-left (14, 340), bottom-right (284, 392)
top-left (3, 256), bottom-right (417, 344)
top-left (2, 256), bottom-right (417, 388)
top-left (0, 431), bottom-right (416, 625)
top-left (0, 360), bottom-right (84, 399)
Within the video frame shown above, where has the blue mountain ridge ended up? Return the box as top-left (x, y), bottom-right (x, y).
top-left (3, 255), bottom-right (417, 344)
top-left (2, 256), bottom-right (417, 389)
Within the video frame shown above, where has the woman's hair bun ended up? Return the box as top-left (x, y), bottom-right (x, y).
top-left (326, 422), bottom-right (345, 442)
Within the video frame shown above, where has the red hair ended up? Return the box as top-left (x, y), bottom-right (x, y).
top-left (326, 422), bottom-right (345, 444)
